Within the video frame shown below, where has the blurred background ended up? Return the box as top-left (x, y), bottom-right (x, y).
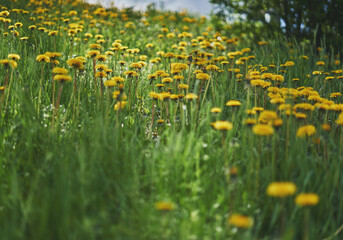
top-left (86, 0), bottom-right (213, 15)
top-left (86, 0), bottom-right (343, 58)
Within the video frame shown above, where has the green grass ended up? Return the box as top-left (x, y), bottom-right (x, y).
top-left (0, 0), bottom-right (343, 239)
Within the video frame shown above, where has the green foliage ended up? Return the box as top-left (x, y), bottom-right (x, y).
top-left (210, 0), bottom-right (343, 57)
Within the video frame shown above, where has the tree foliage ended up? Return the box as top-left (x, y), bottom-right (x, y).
top-left (211, 0), bottom-right (343, 56)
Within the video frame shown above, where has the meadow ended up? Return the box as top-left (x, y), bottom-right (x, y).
top-left (0, 0), bottom-right (343, 239)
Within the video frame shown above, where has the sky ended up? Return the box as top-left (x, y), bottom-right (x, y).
top-left (86, 0), bottom-right (213, 16)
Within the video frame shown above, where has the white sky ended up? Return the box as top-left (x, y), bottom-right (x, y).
top-left (86, 0), bottom-right (213, 16)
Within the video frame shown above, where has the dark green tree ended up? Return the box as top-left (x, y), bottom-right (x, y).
top-left (211, 0), bottom-right (343, 56)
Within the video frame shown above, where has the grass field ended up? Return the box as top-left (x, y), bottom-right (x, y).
top-left (0, 0), bottom-right (343, 239)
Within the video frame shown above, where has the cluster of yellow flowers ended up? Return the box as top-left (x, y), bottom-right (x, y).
top-left (0, 0), bottom-right (341, 134)
top-left (267, 182), bottom-right (319, 206)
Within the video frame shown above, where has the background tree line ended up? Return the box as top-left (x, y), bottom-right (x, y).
top-left (210, 0), bottom-right (343, 58)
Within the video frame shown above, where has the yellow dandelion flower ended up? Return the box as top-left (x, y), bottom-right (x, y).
top-left (272, 75), bottom-right (284, 82)
top-left (335, 117), bottom-right (343, 125)
top-left (226, 100), bottom-right (241, 107)
top-left (0, 11), bottom-right (10, 17)
top-left (156, 51), bottom-right (165, 57)
top-left (294, 112), bottom-right (307, 119)
top-left (28, 25), bottom-right (36, 30)
top-left (139, 55), bottom-right (148, 61)
top-left (7, 54), bottom-right (20, 61)
top-left (251, 79), bottom-right (271, 88)
top-left (178, 84), bottom-right (189, 90)
top-left (0, 59), bottom-right (17, 68)
top-left (252, 124), bottom-right (274, 136)
top-left (330, 92), bottom-right (341, 98)
top-left (89, 43), bottom-right (101, 50)
top-left (174, 75), bottom-right (184, 81)
top-left (130, 62), bottom-right (143, 69)
top-left (273, 118), bottom-right (283, 127)
top-left (270, 98), bottom-right (285, 104)
top-left (294, 103), bottom-right (315, 111)
top-left (84, 33), bottom-right (93, 38)
top-left (284, 61), bottom-right (295, 67)
top-left (241, 48), bottom-right (251, 53)
top-left (245, 118), bottom-right (257, 126)
top-left (68, 10), bottom-right (78, 16)
top-left (48, 31), bottom-right (58, 36)
top-left (169, 94), bottom-right (179, 100)
top-left (36, 54), bottom-right (50, 63)
top-left (210, 107), bottom-right (222, 113)
top-left (322, 124), bottom-right (331, 131)
top-left (113, 91), bottom-right (124, 100)
top-left (52, 67), bottom-right (68, 75)
top-left (296, 125), bottom-right (316, 137)
top-left (124, 71), bottom-right (138, 77)
top-left (252, 107), bottom-right (264, 112)
top-left (104, 80), bottom-right (117, 87)
top-left (149, 91), bottom-right (160, 100)
top-left (95, 72), bottom-right (107, 78)
top-left (86, 50), bottom-right (100, 58)
top-left (67, 57), bottom-right (85, 70)
top-left (165, 52), bottom-right (175, 58)
top-left (258, 110), bottom-right (278, 122)
top-left (246, 109), bottom-right (256, 115)
top-left (206, 64), bottom-right (220, 71)
top-left (295, 193), bottom-right (319, 206)
top-left (262, 73), bottom-right (274, 80)
top-left (185, 93), bottom-right (198, 100)
top-left (157, 119), bottom-right (165, 124)
top-left (258, 41), bottom-right (268, 45)
top-left (111, 76), bottom-right (125, 83)
top-left (227, 214), bottom-right (253, 228)
top-left (300, 55), bottom-right (308, 60)
top-left (229, 167), bottom-right (239, 176)
top-left (157, 92), bottom-right (170, 101)
top-left (155, 201), bottom-right (176, 211)
top-left (211, 121), bottom-right (233, 130)
top-left (171, 63), bottom-right (188, 71)
top-left (324, 76), bottom-right (334, 81)
top-left (114, 101), bottom-right (127, 110)
top-left (315, 103), bottom-right (330, 111)
top-left (95, 54), bottom-right (107, 62)
top-left (54, 74), bottom-right (72, 82)
top-left (266, 182), bottom-right (296, 197)
top-left (196, 73), bottom-right (210, 81)
top-left (95, 64), bottom-right (108, 71)
top-left (162, 77), bottom-right (173, 83)
top-left (45, 52), bottom-right (62, 59)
